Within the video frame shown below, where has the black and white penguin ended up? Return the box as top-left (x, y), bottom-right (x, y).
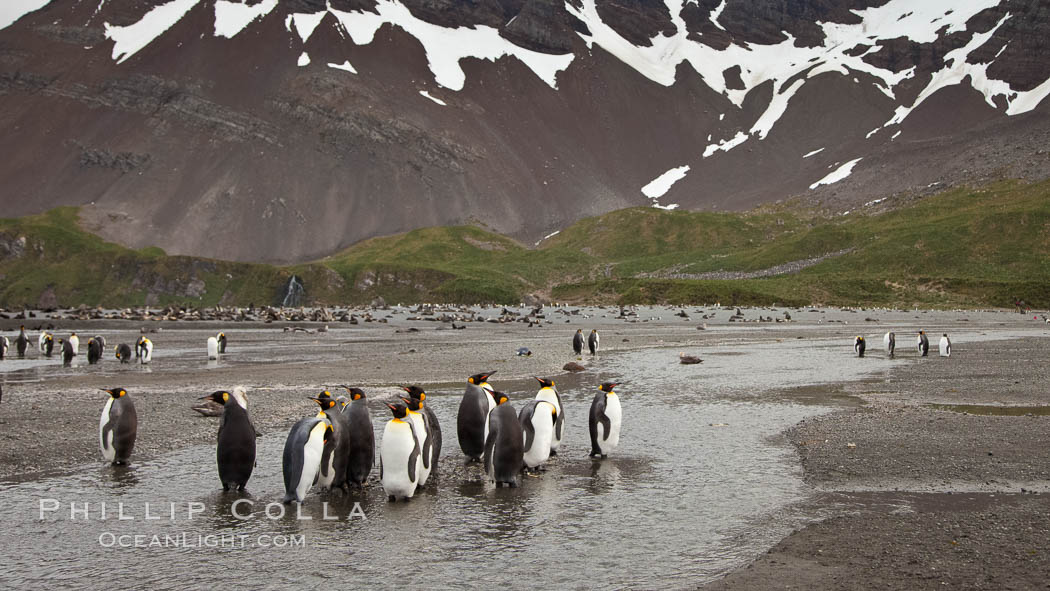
top-left (380, 402), bottom-right (421, 501)
top-left (534, 377), bottom-right (564, 456)
top-left (402, 385), bottom-right (441, 473)
top-left (61, 338), bottom-right (74, 365)
top-left (68, 332), bottom-right (79, 356)
top-left (457, 371), bottom-right (496, 462)
top-left (217, 332), bottom-right (227, 354)
top-left (87, 338), bottom-right (102, 365)
top-left (589, 382), bottom-right (622, 459)
top-left (854, 336), bottom-right (866, 357)
top-left (518, 399), bottom-right (556, 471)
top-left (93, 335), bottom-right (106, 352)
top-left (483, 390), bottom-right (524, 487)
top-left (572, 329), bottom-right (584, 355)
top-left (884, 332), bottom-right (895, 358)
top-left (311, 393), bottom-right (348, 492)
top-left (115, 343), bottom-right (132, 363)
top-left (99, 387), bottom-right (138, 465)
top-left (340, 386), bottom-right (374, 487)
top-left (42, 333), bottom-right (54, 357)
top-left (939, 334), bottom-right (951, 357)
top-left (588, 329), bottom-right (600, 355)
top-left (38, 331), bottom-right (51, 355)
top-left (15, 326), bottom-right (29, 358)
top-left (281, 414), bottom-right (333, 504)
top-left (137, 337), bottom-right (153, 364)
top-left (400, 394), bottom-right (433, 488)
top-left (201, 387), bottom-right (256, 491)
top-left (0, 336), bottom-right (8, 360)
top-left (207, 336), bottom-right (219, 360)
top-left (917, 331), bottom-right (930, 357)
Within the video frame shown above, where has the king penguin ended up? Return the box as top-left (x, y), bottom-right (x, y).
top-left (380, 402), bottom-right (421, 501)
top-left (281, 413), bottom-right (332, 504)
top-left (399, 394), bottom-right (433, 488)
top-left (457, 371), bottom-right (495, 463)
top-left (311, 393), bottom-right (348, 492)
top-left (589, 382), bottom-right (622, 459)
top-left (884, 332), bottom-right (895, 358)
top-left (201, 387), bottom-right (256, 491)
top-left (217, 332), bottom-right (227, 354)
top-left (38, 331), bottom-right (51, 356)
top-left (87, 338), bottom-right (102, 365)
top-left (918, 331), bottom-right (930, 357)
top-left (61, 338), bottom-right (74, 366)
top-left (534, 377), bottom-right (564, 456)
top-left (588, 329), bottom-right (600, 355)
top-left (99, 387), bottom-right (138, 465)
top-left (340, 386), bottom-right (374, 488)
top-left (15, 326), bottom-right (29, 358)
top-left (572, 329), bottom-right (584, 355)
top-left (137, 337), bottom-right (153, 364)
top-left (207, 336), bottom-right (219, 360)
top-left (68, 332), bottom-right (79, 357)
top-left (115, 343), bottom-right (132, 363)
top-left (0, 336), bottom-right (8, 360)
top-left (403, 385), bottom-right (441, 474)
top-left (854, 336), bottom-right (866, 357)
top-left (483, 390), bottom-right (524, 487)
top-left (42, 333), bottom-right (54, 357)
top-left (939, 334), bottom-right (952, 357)
top-left (519, 398), bottom-right (556, 471)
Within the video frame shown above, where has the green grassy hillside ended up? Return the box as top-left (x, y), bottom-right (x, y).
top-left (1, 179), bottom-right (1047, 309)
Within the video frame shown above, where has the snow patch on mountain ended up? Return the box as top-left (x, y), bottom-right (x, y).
top-left (105, 0), bottom-right (201, 64)
top-left (420, 90), bottom-right (446, 106)
top-left (642, 165), bottom-right (690, 199)
top-left (0, 0), bottom-right (50, 32)
top-left (214, 0), bottom-right (276, 39)
top-left (803, 148), bottom-right (825, 159)
top-left (703, 132), bottom-right (748, 158)
top-left (328, 60), bottom-right (357, 74)
top-left (810, 158), bottom-right (863, 190)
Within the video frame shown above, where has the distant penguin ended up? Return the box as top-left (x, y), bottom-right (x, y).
top-left (216, 332), bottom-right (227, 354)
top-left (68, 332), bottom-right (79, 356)
top-left (41, 333), bottom-right (54, 357)
top-left (61, 339), bottom-right (74, 366)
top-left (518, 399), bottom-right (556, 471)
top-left (135, 336), bottom-right (146, 359)
top-left (854, 336), bottom-right (866, 357)
top-left (87, 338), bottom-right (102, 365)
top-left (99, 388), bottom-right (138, 465)
top-left (402, 385), bottom-right (441, 474)
top-left (312, 392), bottom-right (349, 492)
top-left (534, 377), bottom-right (564, 456)
top-left (917, 331), bottom-right (930, 357)
top-left (572, 329), bottom-right (584, 355)
top-left (399, 394), bottom-right (433, 487)
top-left (38, 331), bottom-right (51, 355)
top-left (115, 343), bottom-right (132, 363)
top-left (207, 336), bottom-right (219, 360)
top-left (137, 337), bottom-right (153, 363)
top-left (588, 329), bottom-right (600, 355)
top-left (457, 371), bottom-right (496, 462)
top-left (380, 402), bottom-right (421, 501)
top-left (340, 387), bottom-right (374, 487)
top-left (93, 335), bottom-right (106, 352)
top-left (884, 332), bottom-right (895, 358)
top-left (0, 336), bottom-right (8, 360)
top-left (15, 326), bottom-right (28, 358)
top-left (201, 387), bottom-right (256, 491)
top-left (281, 414), bottom-right (332, 504)
top-left (483, 390), bottom-right (524, 487)
top-left (939, 334), bottom-right (951, 357)
top-left (589, 382), bottom-right (622, 459)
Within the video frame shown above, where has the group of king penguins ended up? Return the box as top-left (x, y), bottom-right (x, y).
top-left (572, 328), bottom-right (601, 356)
top-left (854, 330), bottom-right (952, 358)
top-left (0, 326), bottom-right (159, 365)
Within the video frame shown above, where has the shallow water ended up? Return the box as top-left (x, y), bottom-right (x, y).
top-left (0, 331), bottom-right (909, 589)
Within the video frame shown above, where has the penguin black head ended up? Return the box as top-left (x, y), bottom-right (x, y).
top-left (919, 330), bottom-right (925, 335)
top-left (104, 388), bottom-right (128, 398)
top-left (386, 402), bottom-right (408, 419)
top-left (399, 396), bottom-right (422, 411)
top-left (201, 390), bottom-right (231, 405)
top-left (335, 395), bottom-right (350, 410)
top-left (468, 371), bottom-right (495, 385)
top-left (534, 376), bottom-right (555, 389)
top-left (576, 329), bottom-right (582, 333)
top-left (400, 385), bottom-right (426, 402)
top-left (311, 396), bottom-right (337, 412)
top-left (599, 382), bottom-right (619, 393)
top-left (856, 336), bottom-right (864, 341)
top-left (339, 385), bottom-right (366, 401)
top-left (489, 390), bottom-right (509, 405)
top-left (943, 333), bottom-right (948, 337)
top-left (316, 390), bottom-right (334, 402)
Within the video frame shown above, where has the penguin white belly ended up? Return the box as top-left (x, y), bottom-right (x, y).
top-left (315, 448), bottom-right (336, 489)
top-left (381, 421), bottom-right (419, 499)
top-left (99, 398), bottom-right (116, 462)
top-left (482, 390), bottom-right (496, 446)
top-left (140, 341), bottom-right (153, 363)
top-left (406, 412), bottom-right (431, 486)
top-left (536, 388), bottom-right (562, 451)
top-left (207, 337), bottom-right (218, 360)
top-left (296, 425), bottom-right (327, 502)
top-left (939, 337), bottom-right (951, 357)
top-left (600, 395), bottom-right (622, 455)
top-left (69, 335), bottom-right (79, 355)
top-left (38, 334), bottom-right (46, 353)
top-left (523, 408), bottom-right (554, 468)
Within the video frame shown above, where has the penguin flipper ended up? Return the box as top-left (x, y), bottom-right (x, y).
top-left (599, 412), bottom-right (611, 442)
top-left (482, 428), bottom-right (496, 477)
top-left (522, 416), bottom-right (535, 454)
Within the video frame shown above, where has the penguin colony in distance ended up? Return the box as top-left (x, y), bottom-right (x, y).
top-left (380, 402), bottom-right (421, 501)
top-left (589, 382), bottom-right (622, 458)
top-left (201, 387), bottom-right (256, 491)
top-left (99, 388), bottom-right (138, 465)
top-left (854, 336), bottom-right (866, 357)
top-left (852, 330), bottom-right (953, 359)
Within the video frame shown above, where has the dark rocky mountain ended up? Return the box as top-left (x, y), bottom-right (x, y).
top-left (1, 0), bottom-right (1048, 263)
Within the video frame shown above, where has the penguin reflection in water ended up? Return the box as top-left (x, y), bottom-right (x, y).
top-left (99, 388), bottom-right (138, 465)
top-left (589, 382), bottom-right (622, 459)
top-left (484, 390), bottom-right (524, 488)
top-left (200, 387), bottom-right (256, 492)
top-left (381, 402), bottom-right (421, 502)
top-left (281, 410), bottom-right (333, 504)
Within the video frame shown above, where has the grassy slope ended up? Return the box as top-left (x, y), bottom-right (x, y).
top-left (0, 180), bottom-right (1047, 308)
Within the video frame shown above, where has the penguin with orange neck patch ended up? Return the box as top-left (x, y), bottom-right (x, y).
top-left (381, 402), bottom-right (421, 501)
top-left (589, 382), bottom-right (622, 459)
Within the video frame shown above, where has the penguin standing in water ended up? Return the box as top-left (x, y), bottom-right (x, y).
top-left (457, 371), bottom-right (496, 462)
top-left (518, 399), bottom-right (556, 472)
top-left (15, 326), bottom-right (29, 358)
top-left (484, 390), bottom-right (524, 487)
top-left (207, 336), bottom-right (219, 360)
top-left (115, 343), bottom-right (132, 363)
top-left (854, 336), bottom-right (866, 357)
top-left (0, 336), bottom-right (8, 360)
top-left (311, 393), bottom-right (348, 492)
top-left (589, 382), bottom-right (622, 459)
top-left (939, 334), bottom-right (952, 357)
top-left (68, 332), bottom-right (79, 357)
top-left (339, 387), bottom-right (374, 488)
top-left (588, 329), bottom-right (600, 355)
top-left (137, 337), bottom-right (153, 364)
top-left (61, 338), bottom-right (74, 366)
top-left (399, 394), bottom-right (433, 488)
top-left (917, 331), bottom-right (930, 357)
top-left (99, 387), bottom-right (138, 465)
top-left (380, 402), bottom-right (421, 501)
top-left (38, 331), bottom-right (52, 356)
top-left (87, 338), bottom-right (102, 365)
top-left (534, 377), bottom-right (564, 456)
top-left (402, 385), bottom-right (441, 474)
top-left (200, 387), bottom-right (256, 491)
top-left (282, 413), bottom-right (333, 504)
top-left (42, 333), bottom-right (54, 357)
top-left (93, 335), bottom-right (106, 352)
top-left (216, 332), bottom-right (227, 354)
top-left (884, 332), bottom-right (895, 358)
top-left (572, 329), bottom-right (584, 355)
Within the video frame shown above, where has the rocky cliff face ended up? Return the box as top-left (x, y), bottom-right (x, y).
top-left (0, 0), bottom-right (1048, 262)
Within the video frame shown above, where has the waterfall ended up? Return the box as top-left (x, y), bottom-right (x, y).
top-left (282, 275), bottom-right (305, 307)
